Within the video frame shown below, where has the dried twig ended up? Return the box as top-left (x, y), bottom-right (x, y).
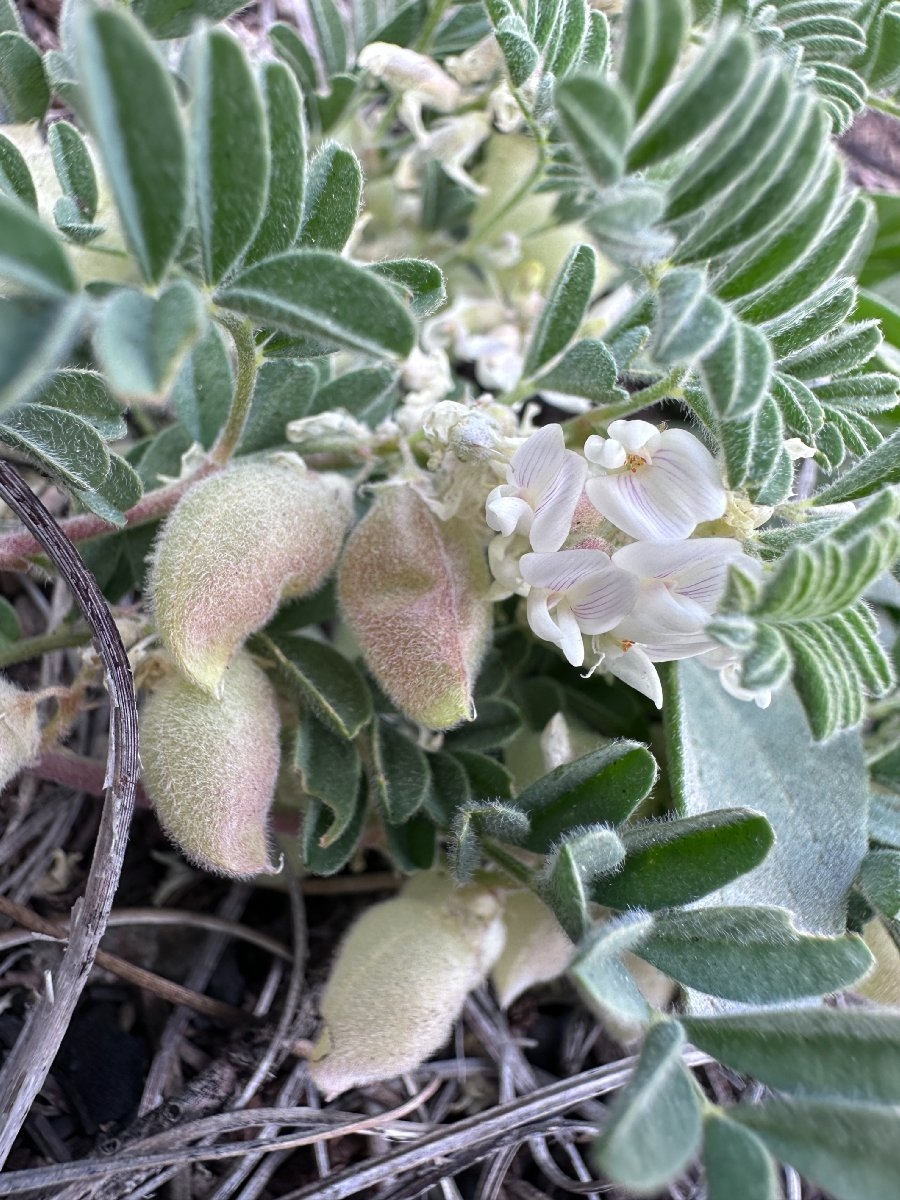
top-left (0, 461), bottom-right (139, 1168)
top-left (0, 895), bottom-right (248, 1024)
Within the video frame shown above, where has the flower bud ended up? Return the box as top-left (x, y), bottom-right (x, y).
top-left (149, 456), bottom-right (351, 695)
top-left (140, 650), bottom-right (281, 877)
top-left (492, 890), bottom-right (573, 1009)
top-left (311, 872), bottom-right (505, 1097)
top-left (0, 676), bottom-right (41, 793)
top-left (337, 486), bottom-right (492, 730)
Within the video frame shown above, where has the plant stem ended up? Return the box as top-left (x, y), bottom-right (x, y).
top-left (481, 837), bottom-right (535, 887)
top-left (868, 96), bottom-right (900, 120)
top-left (0, 626), bottom-right (91, 669)
top-left (210, 312), bottom-right (259, 466)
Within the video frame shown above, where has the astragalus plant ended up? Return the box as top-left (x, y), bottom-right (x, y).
top-left (2, 0), bottom-right (900, 1193)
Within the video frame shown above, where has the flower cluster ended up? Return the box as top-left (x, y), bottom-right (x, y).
top-left (485, 420), bottom-right (765, 708)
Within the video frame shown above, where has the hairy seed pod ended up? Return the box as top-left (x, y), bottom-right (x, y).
top-left (0, 676), bottom-right (41, 793)
top-left (149, 456), bottom-right (352, 695)
top-left (338, 486), bottom-right (492, 730)
top-left (311, 872), bottom-right (505, 1097)
top-left (492, 890), bottom-right (573, 1009)
top-left (140, 650), bottom-right (281, 877)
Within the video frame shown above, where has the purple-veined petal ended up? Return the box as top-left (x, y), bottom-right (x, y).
top-left (526, 590), bottom-right (585, 666)
top-left (520, 548), bottom-right (613, 592)
top-left (509, 423), bottom-right (565, 493)
top-left (486, 489), bottom-right (534, 538)
top-left (613, 579), bottom-right (711, 650)
top-left (530, 451), bottom-right (587, 552)
top-left (569, 565), bottom-right (640, 635)
top-left (586, 470), bottom-right (688, 540)
top-left (613, 539), bottom-right (755, 609)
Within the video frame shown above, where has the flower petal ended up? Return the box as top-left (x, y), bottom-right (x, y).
top-left (530, 451), bottom-right (587, 552)
top-left (526, 590), bottom-right (585, 666)
top-left (556, 601), bottom-right (587, 666)
top-left (613, 579), bottom-right (712, 652)
top-left (613, 539), bottom-right (755, 610)
top-left (520, 548), bottom-right (613, 592)
top-left (596, 639), bottom-right (663, 708)
top-left (584, 434), bottom-right (626, 469)
top-left (586, 470), bottom-right (686, 541)
top-left (486, 489), bottom-right (534, 538)
top-left (608, 419), bottom-right (658, 452)
top-left (569, 566), bottom-right (640, 634)
top-left (509, 423), bottom-right (565, 494)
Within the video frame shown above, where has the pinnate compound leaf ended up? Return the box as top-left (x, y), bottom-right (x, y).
top-left (592, 809), bottom-right (774, 912)
top-left (635, 906), bottom-right (872, 1004)
top-left (517, 741), bottom-right (657, 854)
top-left (0, 194), bottom-right (76, 298)
top-left (523, 243), bottom-right (596, 376)
top-left (0, 31), bottom-right (48, 122)
top-left (592, 1021), bottom-right (702, 1195)
top-left (702, 1113), bottom-right (780, 1200)
top-left (132, 0), bottom-right (251, 39)
top-left (217, 250), bottom-right (416, 358)
top-left (626, 29), bottom-right (754, 171)
top-left (685, 1008), bottom-right (900, 1104)
top-left (299, 142), bottom-right (361, 253)
top-left (75, 5), bottom-right (188, 284)
top-left (814, 429), bottom-right (900, 504)
top-left (554, 73), bottom-right (631, 186)
top-left (93, 282), bottom-right (205, 404)
top-left (733, 1099), bottom-right (900, 1200)
top-left (191, 27), bottom-right (270, 285)
top-left (540, 826), bottom-right (626, 940)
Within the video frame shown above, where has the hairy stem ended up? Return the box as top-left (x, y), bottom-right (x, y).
top-left (0, 626), bottom-right (91, 669)
top-left (210, 312), bottom-right (260, 466)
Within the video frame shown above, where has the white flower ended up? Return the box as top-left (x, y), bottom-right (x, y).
top-left (519, 549), bottom-right (640, 667)
top-left (357, 43), bottom-right (461, 137)
top-left (611, 538), bottom-right (758, 661)
top-left (486, 424), bottom-right (587, 553)
top-left (584, 420), bottom-right (727, 541)
top-left (589, 635), bottom-right (664, 708)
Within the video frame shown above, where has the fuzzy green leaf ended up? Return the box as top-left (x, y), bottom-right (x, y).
top-left (48, 120), bottom-right (98, 222)
top-left (93, 282), bottom-right (205, 404)
top-left (132, 0), bottom-right (250, 39)
top-left (535, 338), bottom-right (623, 403)
top-left (239, 359), bottom-right (317, 454)
top-left (540, 826), bottom-right (626, 940)
top-left (0, 31), bottom-right (48, 122)
top-left (75, 5), bottom-right (188, 284)
top-left (0, 298), bottom-right (84, 415)
top-left (296, 709), bottom-right (361, 847)
top-left (371, 719), bottom-right (431, 824)
top-left (217, 250), bottom-right (416, 358)
top-left (653, 268), bottom-right (728, 366)
top-left (0, 194), bottom-right (76, 298)
top-left (636, 905), bottom-right (872, 1003)
top-left (593, 809), bottom-right (774, 912)
top-left (570, 910), bottom-right (655, 1029)
top-left (593, 1021), bottom-right (702, 1195)
top-left (368, 259), bottom-right (447, 319)
top-left (265, 633), bottom-right (373, 740)
top-left (554, 73), bottom-right (632, 186)
top-left (299, 142), bottom-right (362, 253)
top-left (0, 132), bottom-right (35, 209)
top-left (524, 243), bottom-right (596, 376)
top-left (703, 1113), bottom-right (780, 1200)
top-left (859, 849), bottom-right (900, 920)
top-left (0, 404), bottom-right (110, 491)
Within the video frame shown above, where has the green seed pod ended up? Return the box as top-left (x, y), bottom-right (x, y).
top-left (311, 872), bottom-right (505, 1097)
top-left (140, 650), bottom-right (281, 877)
top-left (149, 456), bottom-right (351, 695)
top-left (337, 486), bottom-right (492, 730)
top-left (491, 890), bottom-right (573, 1009)
top-left (0, 676), bottom-right (40, 793)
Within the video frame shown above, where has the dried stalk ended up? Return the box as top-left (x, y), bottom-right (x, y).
top-left (0, 460), bottom-right (139, 1168)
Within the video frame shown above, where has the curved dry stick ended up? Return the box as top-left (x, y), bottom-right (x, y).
top-left (0, 460), bottom-right (139, 1168)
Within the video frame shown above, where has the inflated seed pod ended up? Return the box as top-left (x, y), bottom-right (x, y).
top-left (337, 486), bottom-right (492, 730)
top-left (311, 872), bottom-right (505, 1097)
top-left (0, 676), bottom-right (41, 793)
top-left (149, 456), bottom-right (352, 695)
top-left (140, 650), bottom-right (281, 877)
top-left (491, 890), bottom-right (573, 1009)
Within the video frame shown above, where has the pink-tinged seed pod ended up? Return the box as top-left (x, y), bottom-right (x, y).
top-left (338, 486), bottom-right (492, 730)
top-left (140, 650), bottom-right (281, 877)
top-left (0, 676), bottom-right (41, 793)
top-left (149, 456), bottom-right (352, 695)
top-left (311, 873), bottom-right (505, 1097)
